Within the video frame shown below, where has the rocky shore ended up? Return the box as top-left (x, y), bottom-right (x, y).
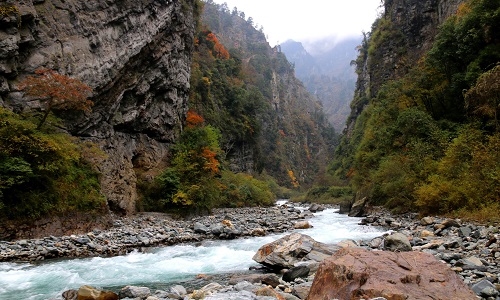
top-left (0, 205), bottom-right (311, 262)
top-left (1, 203), bottom-right (499, 299)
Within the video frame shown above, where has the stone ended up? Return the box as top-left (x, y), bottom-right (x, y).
top-left (459, 226), bottom-right (472, 237)
top-left (168, 285), bottom-right (187, 299)
top-left (472, 279), bottom-right (499, 297)
top-left (420, 216), bottom-right (434, 226)
top-left (368, 237), bottom-right (383, 249)
top-left (193, 222), bottom-right (210, 234)
top-left (338, 200), bottom-right (352, 214)
top-left (383, 232), bottom-right (412, 252)
top-left (337, 239), bottom-right (359, 248)
top-left (228, 273), bottom-right (280, 288)
top-left (210, 224), bottom-right (224, 235)
top-left (282, 265), bottom-right (310, 282)
top-left (191, 282), bottom-right (224, 299)
top-left (307, 203), bottom-right (324, 213)
top-left (441, 219), bottom-right (461, 229)
top-left (252, 233), bottom-right (338, 270)
top-left (458, 256), bottom-right (484, 267)
top-left (233, 281), bottom-right (255, 292)
top-left (306, 248), bottom-right (477, 300)
top-left (62, 289), bottom-right (77, 300)
top-left (119, 286), bottom-right (150, 299)
top-left (420, 230), bottom-right (434, 238)
top-left (292, 282), bottom-right (312, 300)
top-left (203, 290), bottom-right (256, 300)
top-left (293, 221), bottom-right (312, 229)
top-left (77, 286), bottom-right (118, 300)
top-left (250, 228), bottom-right (266, 236)
top-left (255, 286), bottom-right (286, 300)
top-left (348, 197), bottom-right (368, 217)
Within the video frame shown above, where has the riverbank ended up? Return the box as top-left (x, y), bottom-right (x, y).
top-left (2, 204), bottom-right (499, 299)
top-left (0, 205), bottom-right (314, 262)
top-left (53, 204), bottom-right (500, 300)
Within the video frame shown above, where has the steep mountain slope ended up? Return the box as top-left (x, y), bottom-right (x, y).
top-left (0, 0), bottom-right (200, 217)
top-left (196, 2), bottom-right (336, 187)
top-left (281, 38), bottom-right (359, 132)
top-left (332, 0), bottom-right (500, 219)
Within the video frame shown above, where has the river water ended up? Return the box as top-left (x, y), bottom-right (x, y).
top-left (0, 206), bottom-right (385, 300)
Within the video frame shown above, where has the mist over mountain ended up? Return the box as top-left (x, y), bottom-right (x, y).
top-left (281, 37), bottom-right (360, 131)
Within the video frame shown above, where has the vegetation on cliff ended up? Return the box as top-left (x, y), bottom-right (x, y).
top-left (330, 0), bottom-right (500, 221)
top-left (0, 108), bottom-right (105, 220)
top-left (197, 1), bottom-right (336, 185)
top-left (138, 1), bottom-right (337, 213)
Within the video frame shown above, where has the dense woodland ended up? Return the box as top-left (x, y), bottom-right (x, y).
top-left (329, 0), bottom-right (500, 221)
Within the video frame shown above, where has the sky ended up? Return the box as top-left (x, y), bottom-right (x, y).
top-left (211, 0), bottom-right (381, 51)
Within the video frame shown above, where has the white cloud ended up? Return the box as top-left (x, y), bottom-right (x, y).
top-left (211, 0), bottom-right (381, 46)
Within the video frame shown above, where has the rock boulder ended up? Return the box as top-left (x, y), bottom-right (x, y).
top-left (383, 232), bottom-right (412, 252)
top-left (252, 233), bottom-right (338, 270)
top-left (77, 285), bottom-right (118, 300)
top-left (307, 248), bottom-right (477, 300)
top-left (348, 197), bottom-right (368, 217)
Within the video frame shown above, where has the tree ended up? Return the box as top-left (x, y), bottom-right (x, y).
top-left (18, 69), bottom-right (93, 129)
top-left (465, 64), bottom-right (500, 131)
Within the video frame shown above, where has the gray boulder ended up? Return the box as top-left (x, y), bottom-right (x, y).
top-left (472, 279), bottom-right (499, 297)
top-left (282, 265), bottom-right (310, 282)
top-left (383, 232), bottom-right (412, 252)
top-left (348, 197), bottom-right (368, 217)
top-left (308, 203), bottom-right (324, 212)
top-left (292, 282), bottom-right (312, 300)
top-left (119, 286), bottom-right (151, 299)
top-left (252, 233), bottom-right (338, 270)
top-left (193, 222), bottom-right (210, 234)
top-left (420, 216), bottom-right (434, 226)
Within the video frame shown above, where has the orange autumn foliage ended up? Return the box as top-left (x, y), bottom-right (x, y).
top-left (186, 110), bottom-right (205, 128)
top-left (201, 147), bottom-right (220, 174)
top-left (18, 68), bottom-right (92, 129)
top-left (206, 32), bottom-right (230, 59)
top-left (288, 170), bottom-right (299, 188)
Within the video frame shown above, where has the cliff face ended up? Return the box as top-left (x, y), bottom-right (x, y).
top-left (1, 0), bottom-right (198, 214)
top-left (199, 4), bottom-right (335, 186)
top-left (345, 0), bottom-right (464, 137)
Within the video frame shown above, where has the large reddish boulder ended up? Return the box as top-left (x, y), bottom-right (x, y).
top-left (307, 248), bottom-right (477, 300)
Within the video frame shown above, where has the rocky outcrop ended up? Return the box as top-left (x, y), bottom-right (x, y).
top-left (0, 0), bottom-right (198, 214)
top-left (307, 247), bottom-right (477, 300)
top-left (252, 233), bottom-right (338, 271)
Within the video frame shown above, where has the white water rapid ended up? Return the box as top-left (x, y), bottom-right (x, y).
top-left (0, 206), bottom-right (385, 300)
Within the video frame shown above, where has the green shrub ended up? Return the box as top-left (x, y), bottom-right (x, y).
top-left (0, 108), bottom-right (105, 219)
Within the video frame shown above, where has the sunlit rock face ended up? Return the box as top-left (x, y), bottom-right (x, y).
top-left (0, 0), bottom-right (197, 214)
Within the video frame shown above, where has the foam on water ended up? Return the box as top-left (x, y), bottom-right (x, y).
top-left (0, 208), bottom-right (384, 300)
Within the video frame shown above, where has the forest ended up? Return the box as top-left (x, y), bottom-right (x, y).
top-left (329, 0), bottom-right (500, 221)
top-left (0, 0), bottom-right (498, 223)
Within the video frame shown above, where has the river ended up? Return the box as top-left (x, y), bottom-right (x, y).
top-left (0, 205), bottom-right (385, 300)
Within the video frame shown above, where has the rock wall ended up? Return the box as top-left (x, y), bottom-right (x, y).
top-left (344, 0), bottom-right (464, 137)
top-left (0, 0), bottom-right (198, 214)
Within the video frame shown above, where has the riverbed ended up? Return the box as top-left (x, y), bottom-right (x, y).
top-left (0, 206), bottom-right (385, 300)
